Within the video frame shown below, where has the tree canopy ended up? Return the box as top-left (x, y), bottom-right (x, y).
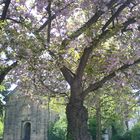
top-left (0, 0), bottom-right (140, 140)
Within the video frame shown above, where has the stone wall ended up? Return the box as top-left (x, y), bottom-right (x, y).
top-left (3, 89), bottom-right (56, 140)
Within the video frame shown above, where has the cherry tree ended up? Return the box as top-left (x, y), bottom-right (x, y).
top-left (0, 0), bottom-right (140, 140)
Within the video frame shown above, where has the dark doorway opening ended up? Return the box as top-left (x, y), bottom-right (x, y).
top-left (23, 122), bottom-right (31, 140)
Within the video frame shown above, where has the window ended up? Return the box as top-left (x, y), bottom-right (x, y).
top-left (23, 122), bottom-right (31, 140)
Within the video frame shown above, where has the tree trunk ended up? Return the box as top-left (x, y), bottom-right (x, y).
top-left (66, 95), bottom-right (92, 140)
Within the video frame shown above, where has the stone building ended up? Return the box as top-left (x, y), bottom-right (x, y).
top-left (3, 88), bottom-right (56, 140)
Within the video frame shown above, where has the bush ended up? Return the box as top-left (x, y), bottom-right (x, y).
top-left (48, 117), bottom-right (140, 140)
top-left (131, 122), bottom-right (140, 140)
top-left (111, 121), bottom-right (140, 140)
top-left (122, 131), bottom-right (131, 140)
top-left (48, 115), bottom-right (67, 140)
top-left (110, 121), bottom-right (125, 140)
top-left (48, 123), bottom-right (62, 140)
top-left (88, 117), bottom-right (97, 140)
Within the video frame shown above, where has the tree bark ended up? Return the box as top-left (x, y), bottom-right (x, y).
top-left (66, 100), bottom-right (92, 140)
top-left (66, 81), bottom-right (92, 140)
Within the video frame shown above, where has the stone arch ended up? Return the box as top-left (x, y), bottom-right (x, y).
top-left (23, 122), bottom-right (31, 140)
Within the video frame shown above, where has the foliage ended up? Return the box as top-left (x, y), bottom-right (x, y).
top-left (48, 117), bottom-right (140, 140)
top-left (48, 115), bottom-right (67, 140)
top-left (110, 121), bottom-right (140, 140)
top-left (87, 85), bottom-right (138, 133)
top-left (52, 114), bottom-right (67, 139)
top-left (131, 122), bottom-right (140, 140)
top-left (122, 131), bottom-right (132, 140)
top-left (0, 0), bottom-right (139, 93)
top-left (111, 121), bottom-right (125, 140)
top-left (47, 97), bottom-right (67, 140)
top-left (88, 117), bottom-right (97, 140)
top-left (48, 123), bottom-right (64, 140)
top-left (0, 86), bottom-right (5, 92)
top-left (0, 0), bottom-right (140, 139)
top-left (0, 119), bottom-right (3, 138)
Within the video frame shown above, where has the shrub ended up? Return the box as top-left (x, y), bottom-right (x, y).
top-left (131, 122), bottom-right (140, 140)
top-left (88, 117), bottom-right (96, 140)
top-left (48, 115), bottom-right (67, 140)
top-left (122, 131), bottom-right (131, 140)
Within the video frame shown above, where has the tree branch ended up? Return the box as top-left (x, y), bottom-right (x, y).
top-left (0, 61), bottom-right (18, 84)
top-left (39, 78), bottom-right (69, 97)
top-left (102, 0), bottom-right (133, 32)
top-left (75, 13), bottom-right (138, 81)
top-left (47, 0), bottom-right (52, 44)
top-left (59, 1), bottom-right (131, 81)
top-left (75, 40), bottom-right (98, 80)
top-left (122, 17), bottom-right (136, 32)
top-left (37, 1), bottom-right (74, 32)
top-left (6, 17), bottom-right (21, 23)
top-left (75, 26), bottom-right (121, 81)
top-left (61, 10), bottom-right (103, 48)
top-left (46, 49), bottom-right (75, 85)
top-left (61, 0), bottom-right (130, 48)
top-left (1, 0), bottom-right (11, 20)
top-left (106, 0), bottom-right (118, 8)
top-left (83, 58), bottom-right (140, 97)
top-left (60, 66), bottom-right (75, 85)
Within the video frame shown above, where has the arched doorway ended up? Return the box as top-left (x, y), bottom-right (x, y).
top-left (23, 122), bottom-right (31, 140)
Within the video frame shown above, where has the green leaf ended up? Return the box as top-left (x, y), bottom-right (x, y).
top-left (0, 85), bottom-right (5, 92)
